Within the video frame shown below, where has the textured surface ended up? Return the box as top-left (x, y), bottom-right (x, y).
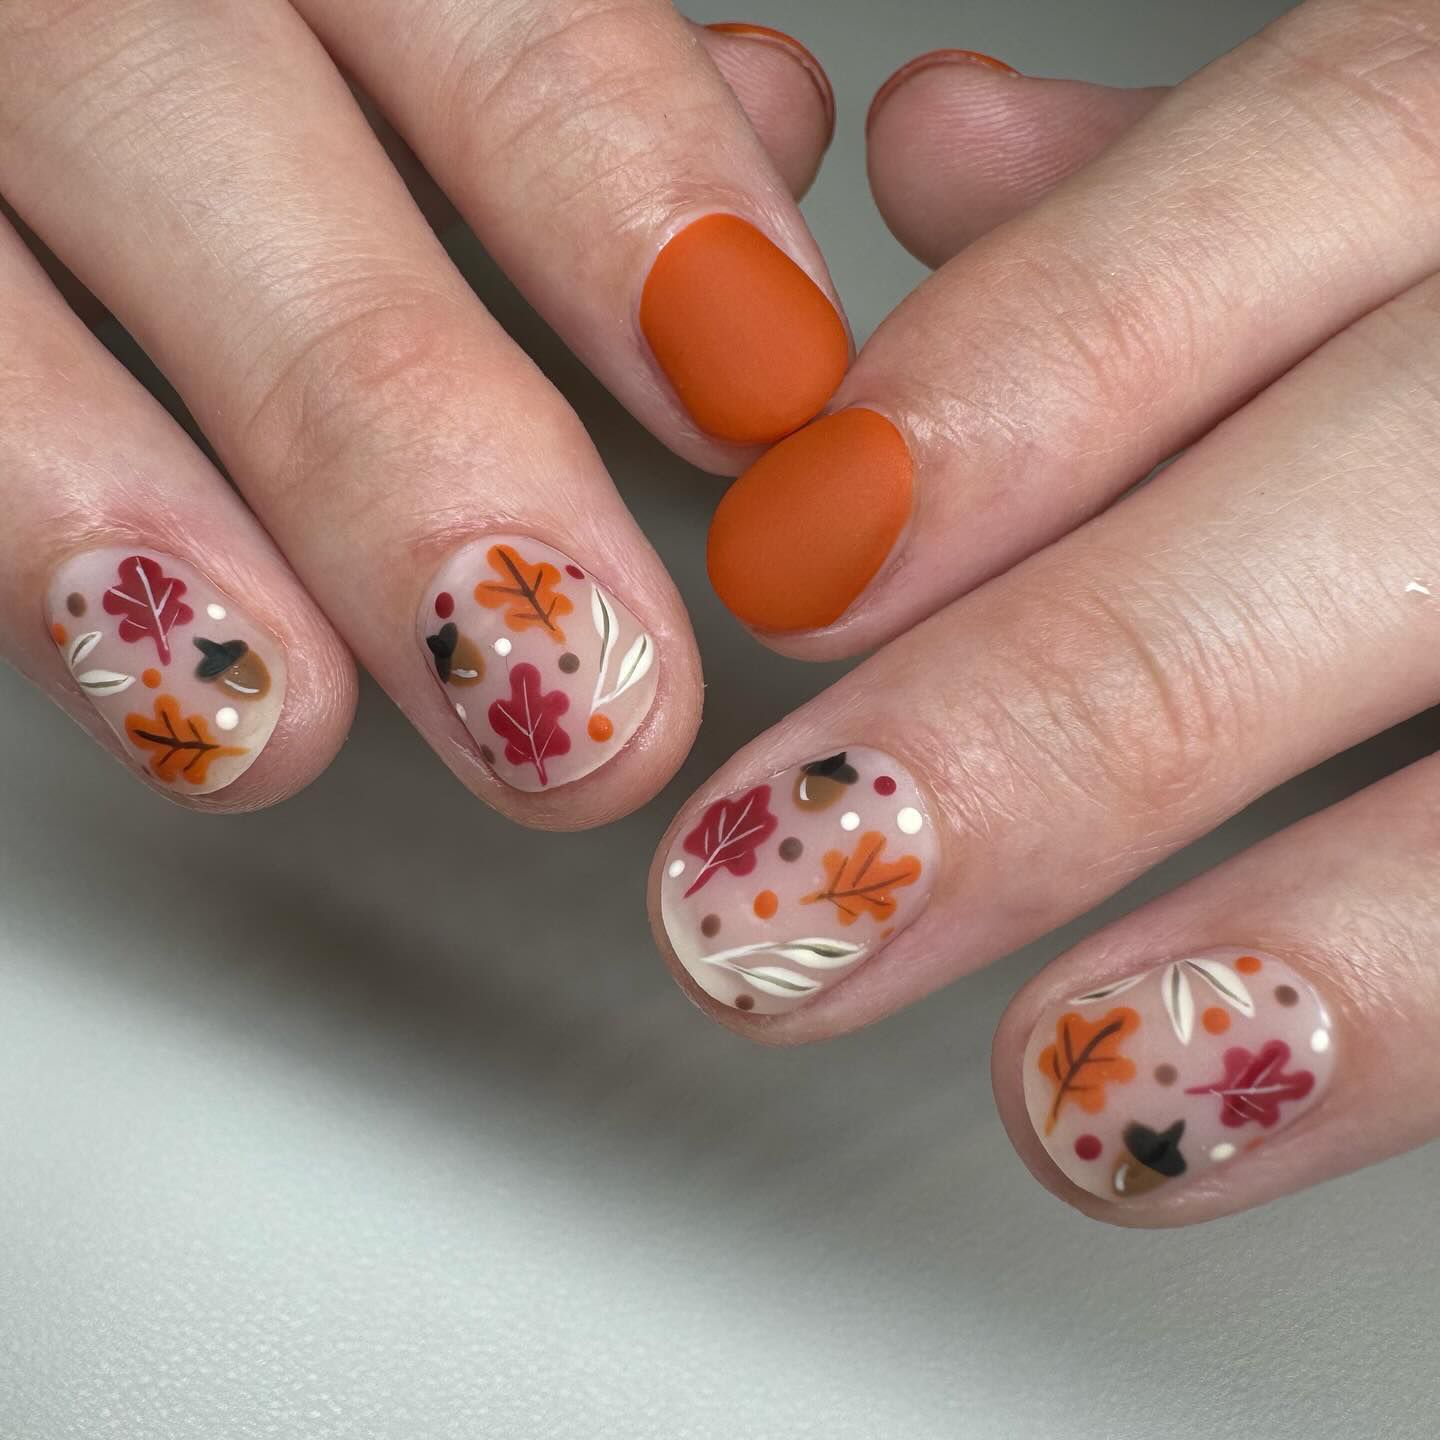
top-left (4, 1), bottom-right (1439, 1436)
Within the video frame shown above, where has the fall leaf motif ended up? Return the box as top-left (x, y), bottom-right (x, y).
top-left (1038, 1007), bottom-right (1140, 1135)
top-left (474, 545), bottom-right (574, 643)
top-left (487, 662), bottom-right (571, 786)
top-left (1184, 1040), bottom-right (1315, 1128)
top-left (103, 555), bottom-right (194, 663)
top-left (681, 785), bottom-right (779, 897)
top-left (590, 585), bottom-right (654, 710)
top-left (124, 694), bottom-right (247, 784)
top-left (697, 937), bottom-right (867, 997)
top-left (801, 831), bottom-right (921, 925)
top-left (64, 630), bottom-right (136, 695)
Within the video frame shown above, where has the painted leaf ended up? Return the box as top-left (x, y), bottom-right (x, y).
top-left (474, 544), bottom-right (574, 642)
top-left (1155, 959), bottom-right (1258, 1043)
top-left (1037, 1007), bottom-right (1140, 1136)
top-left (724, 965), bottom-right (822, 998)
top-left (801, 831), bottom-right (921, 925)
top-left (124, 694), bottom-right (247, 784)
top-left (103, 555), bottom-right (194, 663)
top-left (1161, 962), bottom-right (1196, 1045)
top-left (66, 631), bottom-right (102, 669)
top-left (700, 937), bottom-right (866, 974)
top-left (1070, 973), bottom-right (1146, 1005)
top-left (487, 662), bottom-right (571, 786)
top-left (1183, 958), bottom-right (1255, 1018)
top-left (75, 669), bottom-right (136, 696)
top-left (681, 785), bottom-right (779, 896)
top-left (1184, 1040), bottom-right (1315, 1129)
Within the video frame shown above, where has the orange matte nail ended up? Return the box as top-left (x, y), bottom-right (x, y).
top-left (867, 49), bottom-right (1021, 136)
top-left (707, 408), bottom-right (912, 631)
top-left (705, 23), bottom-right (836, 140)
top-left (640, 214), bottom-right (848, 445)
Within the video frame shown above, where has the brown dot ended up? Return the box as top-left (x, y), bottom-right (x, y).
top-left (735, 994), bottom-right (755, 1011)
top-left (700, 914), bottom-right (721, 938)
top-left (558, 652), bottom-right (580, 674)
top-left (778, 837), bottom-right (803, 861)
top-left (480, 745), bottom-right (496, 765)
top-left (1274, 984), bottom-right (1299, 1007)
top-left (1154, 1064), bottom-right (1178, 1086)
top-left (66, 592), bottom-right (86, 617)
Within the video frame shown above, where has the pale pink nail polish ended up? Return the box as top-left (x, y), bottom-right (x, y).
top-left (661, 748), bottom-right (937, 1013)
top-left (48, 548), bottom-right (286, 794)
top-left (418, 536), bottom-right (658, 791)
top-left (1023, 950), bottom-right (1335, 1199)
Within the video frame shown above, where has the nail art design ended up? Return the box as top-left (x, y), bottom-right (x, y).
top-left (661, 748), bottom-right (936, 1013)
top-left (419, 536), bottom-right (657, 791)
top-left (1023, 950), bottom-right (1335, 1200)
top-left (49, 548), bottom-right (286, 794)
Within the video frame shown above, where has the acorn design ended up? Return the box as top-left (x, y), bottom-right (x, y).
top-left (193, 637), bottom-right (271, 700)
top-left (793, 752), bottom-right (860, 811)
top-left (1111, 1120), bottom-right (1187, 1197)
top-left (425, 623), bottom-right (484, 687)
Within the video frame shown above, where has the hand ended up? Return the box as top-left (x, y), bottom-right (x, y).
top-left (0, 4), bottom-right (842, 824)
top-left (655, 0), bottom-right (1440, 1222)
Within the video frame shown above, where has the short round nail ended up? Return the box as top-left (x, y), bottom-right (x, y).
top-left (661, 746), bottom-right (936, 1014)
top-left (866, 49), bottom-right (1021, 136)
top-left (1023, 951), bottom-right (1335, 1201)
top-left (705, 23), bottom-right (837, 140)
top-left (639, 214), bottom-right (848, 445)
top-left (707, 408), bottom-right (912, 632)
top-left (418, 536), bottom-right (658, 792)
top-left (48, 548), bottom-right (287, 795)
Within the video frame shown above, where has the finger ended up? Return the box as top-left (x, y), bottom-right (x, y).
top-left (0, 215), bottom-right (353, 807)
top-left (1000, 750), bottom-right (1440, 1224)
top-left (0, 0), bottom-right (698, 827)
top-left (655, 258), bottom-right (1440, 1039)
top-left (294, 0), bottom-right (849, 462)
top-left (706, 0), bottom-right (1440, 647)
top-left (865, 53), bottom-right (1163, 264)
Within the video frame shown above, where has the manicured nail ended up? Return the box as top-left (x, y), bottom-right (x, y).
top-left (1023, 950), bottom-right (1335, 1200)
top-left (705, 23), bottom-right (836, 141)
top-left (661, 747), bottom-right (936, 1013)
top-left (707, 408), bottom-right (912, 631)
top-left (419, 536), bottom-right (658, 792)
top-left (639, 214), bottom-right (848, 445)
top-left (867, 49), bottom-right (1021, 136)
top-left (48, 548), bottom-right (286, 794)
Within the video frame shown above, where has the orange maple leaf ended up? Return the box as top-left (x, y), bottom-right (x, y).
top-left (801, 830), bottom-right (922, 925)
top-left (124, 694), bottom-right (248, 785)
top-left (1038, 1007), bottom-right (1140, 1135)
top-left (473, 544), bottom-right (574, 643)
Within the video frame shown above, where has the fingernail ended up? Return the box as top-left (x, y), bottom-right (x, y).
top-left (867, 49), bottom-right (1021, 137)
top-left (48, 547), bottom-right (286, 794)
top-left (705, 23), bottom-right (836, 142)
top-left (661, 747), bottom-right (936, 1013)
top-left (1023, 951), bottom-right (1335, 1201)
top-left (419, 536), bottom-right (658, 792)
top-left (707, 408), bottom-right (912, 631)
top-left (639, 214), bottom-right (848, 445)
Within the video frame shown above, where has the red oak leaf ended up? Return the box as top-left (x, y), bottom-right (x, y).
top-left (681, 785), bottom-right (778, 897)
top-left (102, 555), bottom-right (194, 663)
top-left (1184, 1040), bottom-right (1315, 1129)
top-left (487, 662), bottom-right (571, 786)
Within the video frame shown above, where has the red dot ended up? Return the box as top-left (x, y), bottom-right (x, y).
top-left (565, 564), bottom-right (585, 580)
top-left (1074, 1135), bottom-right (1102, 1161)
top-left (434, 592), bottom-right (454, 618)
top-left (873, 775), bottom-right (897, 796)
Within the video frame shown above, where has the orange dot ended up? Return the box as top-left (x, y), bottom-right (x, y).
top-left (142, 668), bottom-right (162, 689)
top-left (50, 622), bottom-right (67, 645)
top-left (1202, 1006), bottom-right (1231, 1035)
top-left (587, 712), bottom-right (614, 742)
top-left (1236, 955), bottom-right (1262, 974)
top-left (752, 890), bottom-right (778, 920)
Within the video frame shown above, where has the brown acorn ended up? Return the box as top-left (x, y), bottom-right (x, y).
top-left (425, 623), bottom-right (484, 687)
top-left (194, 637), bottom-right (271, 701)
top-left (792, 752), bottom-right (860, 811)
top-left (1111, 1120), bottom-right (1187, 1197)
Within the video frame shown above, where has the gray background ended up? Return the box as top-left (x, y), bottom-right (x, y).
top-left (3, 1), bottom-right (1437, 1436)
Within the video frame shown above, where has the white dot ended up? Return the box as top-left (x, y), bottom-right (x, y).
top-left (667, 859), bottom-right (686, 879)
top-left (840, 810), bottom-right (860, 831)
top-left (215, 707), bottom-right (239, 732)
top-left (1209, 1142), bottom-right (1237, 1163)
top-left (1310, 1028), bottom-right (1331, 1054)
top-left (896, 806), bottom-right (924, 835)
top-left (454, 703), bottom-right (467, 722)
top-left (493, 637), bottom-right (512, 657)
top-left (206, 603), bottom-right (227, 621)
